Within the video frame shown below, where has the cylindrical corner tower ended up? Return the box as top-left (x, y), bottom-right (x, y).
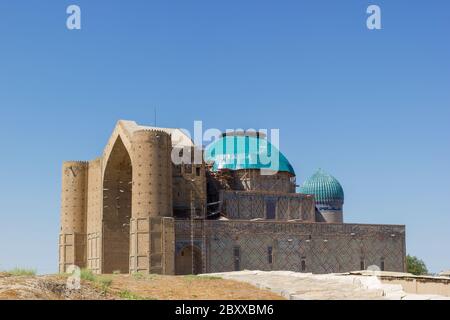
top-left (129, 130), bottom-right (173, 274)
top-left (59, 161), bottom-right (88, 273)
top-left (131, 130), bottom-right (173, 218)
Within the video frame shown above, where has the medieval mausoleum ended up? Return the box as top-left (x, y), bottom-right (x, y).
top-left (59, 120), bottom-right (406, 275)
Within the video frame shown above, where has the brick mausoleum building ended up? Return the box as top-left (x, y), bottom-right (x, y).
top-left (59, 120), bottom-right (406, 275)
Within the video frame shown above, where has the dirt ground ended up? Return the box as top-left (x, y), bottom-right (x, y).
top-left (0, 272), bottom-right (283, 300)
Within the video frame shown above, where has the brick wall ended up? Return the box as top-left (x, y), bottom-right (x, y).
top-left (220, 190), bottom-right (316, 222)
top-left (174, 220), bottom-right (406, 275)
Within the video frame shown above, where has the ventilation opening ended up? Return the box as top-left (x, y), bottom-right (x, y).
top-left (301, 257), bottom-right (306, 272)
top-left (268, 246), bottom-right (273, 264)
top-left (266, 199), bottom-right (276, 219)
top-left (233, 246), bottom-right (241, 271)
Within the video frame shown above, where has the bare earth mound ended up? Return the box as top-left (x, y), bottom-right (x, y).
top-left (0, 273), bottom-right (283, 300)
top-left (0, 272), bottom-right (111, 300)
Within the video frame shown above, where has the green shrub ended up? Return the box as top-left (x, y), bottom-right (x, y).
top-left (97, 276), bottom-right (113, 294)
top-left (80, 268), bottom-right (96, 281)
top-left (184, 275), bottom-right (198, 281)
top-left (79, 269), bottom-right (113, 294)
top-left (407, 255), bottom-right (429, 276)
top-left (132, 272), bottom-right (145, 280)
top-left (118, 290), bottom-right (155, 300)
top-left (184, 275), bottom-right (220, 281)
top-left (199, 275), bottom-right (221, 280)
top-left (97, 276), bottom-right (113, 288)
top-left (146, 274), bottom-right (158, 280)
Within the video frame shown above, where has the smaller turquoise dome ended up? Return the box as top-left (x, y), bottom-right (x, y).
top-left (300, 169), bottom-right (344, 205)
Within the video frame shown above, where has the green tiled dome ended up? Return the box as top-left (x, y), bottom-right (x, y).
top-left (300, 169), bottom-right (344, 205)
top-left (205, 135), bottom-right (295, 176)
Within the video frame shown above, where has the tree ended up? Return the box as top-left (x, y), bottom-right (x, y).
top-left (406, 255), bottom-right (428, 275)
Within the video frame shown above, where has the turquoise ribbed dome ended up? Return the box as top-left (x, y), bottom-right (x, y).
top-left (205, 135), bottom-right (295, 175)
top-left (300, 169), bottom-right (344, 205)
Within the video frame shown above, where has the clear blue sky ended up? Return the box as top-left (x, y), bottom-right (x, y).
top-left (0, 0), bottom-right (448, 274)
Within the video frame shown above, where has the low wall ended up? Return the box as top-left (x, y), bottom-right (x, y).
top-left (381, 275), bottom-right (450, 297)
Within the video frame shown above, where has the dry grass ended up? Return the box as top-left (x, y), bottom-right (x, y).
top-left (108, 274), bottom-right (284, 300)
top-left (5, 268), bottom-right (36, 276)
top-left (0, 274), bottom-right (113, 300)
top-left (0, 273), bottom-right (283, 300)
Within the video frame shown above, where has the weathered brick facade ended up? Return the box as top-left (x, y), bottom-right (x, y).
top-left (174, 220), bottom-right (406, 274)
top-left (60, 120), bottom-right (407, 275)
top-left (220, 190), bottom-right (315, 221)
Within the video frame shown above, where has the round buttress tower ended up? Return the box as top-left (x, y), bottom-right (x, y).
top-left (59, 161), bottom-right (88, 272)
top-left (131, 130), bottom-right (173, 218)
top-left (129, 130), bottom-right (173, 274)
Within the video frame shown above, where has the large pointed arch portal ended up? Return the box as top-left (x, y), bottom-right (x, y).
top-left (102, 136), bottom-right (132, 273)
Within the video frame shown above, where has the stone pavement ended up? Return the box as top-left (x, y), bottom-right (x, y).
top-left (200, 271), bottom-right (450, 300)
